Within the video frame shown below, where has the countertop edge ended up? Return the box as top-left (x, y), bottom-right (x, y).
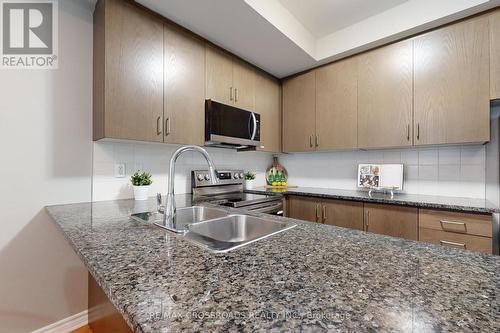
top-left (246, 188), bottom-right (500, 214)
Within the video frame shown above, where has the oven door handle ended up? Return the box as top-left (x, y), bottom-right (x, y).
top-left (248, 202), bottom-right (283, 214)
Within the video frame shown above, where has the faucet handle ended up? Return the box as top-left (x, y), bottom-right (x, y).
top-left (157, 193), bottom-right (165, 213)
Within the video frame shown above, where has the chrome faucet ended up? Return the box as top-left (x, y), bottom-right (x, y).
top-left (158, 145), bottom-right (218, 232)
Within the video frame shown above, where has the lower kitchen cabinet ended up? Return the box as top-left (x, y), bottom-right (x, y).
top-left (287, 196), bottom-right (320, 223)
top-left (322, 199), bottom-right (364, 230)
top-left (286, 196), bottom-right (495, 254)
top-left (364, 203), bottom-right (418, 240)
top-left (419, 229), bottom-right (492, 254)
top-left (287, 196), bottom-right (364, 230)
top-left (419, 209), bottom-right (492, 254)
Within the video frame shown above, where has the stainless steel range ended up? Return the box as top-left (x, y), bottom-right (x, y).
top-left (192, 170), bottom-right (284, 215)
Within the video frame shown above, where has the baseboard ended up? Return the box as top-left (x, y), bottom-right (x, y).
top-left (31, 309), bottom-right (88, 333)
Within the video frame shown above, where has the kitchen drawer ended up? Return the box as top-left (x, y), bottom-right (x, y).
top-left (419, 209), bottom-right (492, 237)
top-left (419, 228), bottom-right (492, 254)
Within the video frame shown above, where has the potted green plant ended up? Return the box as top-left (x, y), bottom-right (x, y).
top-left (130, 171), bottom-right (153, 201)
top-left (244, 171), bottom-right (256, 190)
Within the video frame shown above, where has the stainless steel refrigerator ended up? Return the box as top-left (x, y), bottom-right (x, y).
top-left (486, 103), bottom-right (500, 254)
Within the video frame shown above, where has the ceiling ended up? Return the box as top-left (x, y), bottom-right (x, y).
top-left (136, 0), bottom-right (500, 78)
top-left (278, 0), bottom-right (409, 38)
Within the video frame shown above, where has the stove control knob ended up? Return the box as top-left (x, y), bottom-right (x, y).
top-left (234, 173), bottom-right (239, 179)
top-left (239, 173), bottom-right (244, 179)
top-left (204, 174), bottom-right (210, 181)
top-left (197, 174), bottom-right (204, 181)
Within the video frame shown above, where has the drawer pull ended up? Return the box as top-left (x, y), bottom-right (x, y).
top-left (316, 204), bottom-right (321, 223)
top-left (439, 220), bottom-right (467, 233)
top-left (440, 240), bottom-right (466, 249)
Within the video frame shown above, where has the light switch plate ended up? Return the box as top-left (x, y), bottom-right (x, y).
top-left (114, 163), bottom-right (126, 178)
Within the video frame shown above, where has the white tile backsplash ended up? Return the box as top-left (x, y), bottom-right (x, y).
top-left (418, 148), bottom-right (438, 165)
top-left (92, 141), bottom-right (273, 201)
top-left (93, 142), bottom-right (487, 201)
top-left (278, 145), bottom-right (486, 199)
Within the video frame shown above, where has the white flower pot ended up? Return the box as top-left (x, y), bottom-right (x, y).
top-left (245, 180), bottom-right (255, 190)
top-left (133, 185), bottom-right (150, 201)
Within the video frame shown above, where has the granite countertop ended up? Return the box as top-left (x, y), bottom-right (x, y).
top-left (47, 196), bottom-right (500, 332)
top-left (248, 187), bottom-right (500, 214)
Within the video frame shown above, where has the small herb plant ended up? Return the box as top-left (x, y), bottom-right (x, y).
top-left (130, 171), bottom-right (153, 186)
top-left (244, 171), bottom-right (256, 181)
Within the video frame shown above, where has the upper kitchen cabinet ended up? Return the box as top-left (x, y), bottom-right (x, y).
top-left (414, 16), bottom-right (490, 145)
top-left (93, 0), bottom-right (164, 142)
top-left (316, 57), bottom-right (358, 150)
top-left (282, 71), bottom-right (316, 152)
top-left (205, 46), bottom-right (233, 106)
top-left (164, 23), bottom-right (205, 145)
top-left (491, 10), bottom-right (500, 101)
top-left (358, 40), bottom-right (413, 149)
top-left (233, 60), bottom-right (256, 111)
top-left (205, 46), bottom-right (255, 111)
top-left (255, 73), bottom-right (281, 153)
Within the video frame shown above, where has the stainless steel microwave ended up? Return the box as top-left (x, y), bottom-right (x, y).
top-left (205, 99), bottom-right (260, 149)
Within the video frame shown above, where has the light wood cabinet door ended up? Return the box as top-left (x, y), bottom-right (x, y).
top-left (491, 10), bottom-right (500, 101)
top-left (205, 46), bottom-right (233, 105)
top-left (364, 203), bottom-right (418, 240)
top-left (282, 71), bottom-right (316, 152)
top-left (414, 16), bottom-right (490, 145)
top-left (103, 0), bottom-right (164, 142)
top-left (322, 199), bottom-right (364, 231)
top-left (233, 60), bottom-right (255, 111)
top-left (287, 196), bottom-right (320, 223)
top-left (316, 57), bottom-right (358, 150)
top-left (256, 73), bottom-right (281, 153)
top-left (164, 24), bottom-right (205, 145)
top-left (358, 40), bottom-right (413, 149)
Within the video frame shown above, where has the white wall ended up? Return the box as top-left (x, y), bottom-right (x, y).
top-left (0, 0), bottom-right (93, 332)
top-left (94, 141), bottom-right (486, 201)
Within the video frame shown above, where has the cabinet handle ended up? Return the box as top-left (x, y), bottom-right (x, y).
top-left (407, 124), bottom-right (410, 141)
top-left (309, 135), bottom-right (313, 148)
top-left (165, 118), bottom-right (171, 135)
top-left (322, 205), bottom-right (327, 223)
top-left (439, 220), bottom-right (467, 233)
top-left (230, 87), bottom-right (233, 101)
top-left (417, 123), bottom-right (420, 140)
top-left (316, 204), bottom-right (321, 223)
top-left (235, 88), bottom-right (238, 102)
top-left (156, 116), bottom-right (162, 135)
top-left (315, 134), bottom-right (319, 147)
top-left (440, 240), bottom-right (466, 249)
top-left (365, 211), bottom-right (370, 231)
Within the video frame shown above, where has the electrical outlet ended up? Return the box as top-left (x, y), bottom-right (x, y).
top-left (114, 163), bottom-right (126, 178)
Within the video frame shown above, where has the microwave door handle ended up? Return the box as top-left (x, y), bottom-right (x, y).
top-left (250, 113), bottom-right (257, 140)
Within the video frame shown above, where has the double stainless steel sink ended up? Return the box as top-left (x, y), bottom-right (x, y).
top-left (131, 206), bottom-right (295, 252)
